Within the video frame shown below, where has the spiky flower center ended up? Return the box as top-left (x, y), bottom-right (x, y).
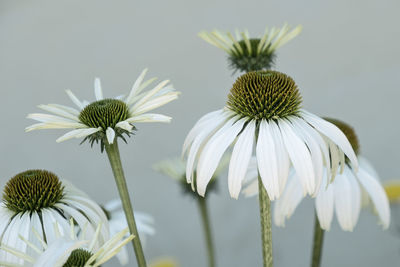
top-left (227, 70), bottom-right (302, 120)
top-left (324, 118), bottom-right (360, 155)
top-left (229, 39), bottom-right (275, 72)
top-left (3, 170), bottom-right (64, 213)
top-left (63, 249), bottom-right (94, 267)
top-left (79, 99), bottom-right (129, 130)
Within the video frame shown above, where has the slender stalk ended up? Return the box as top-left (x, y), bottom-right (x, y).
top-left (311, 213), bottom-right (324, 267)
top-left (197, 197), bottom-right (216, 267)
top-left (258, 174), bottom-right (273, 267)
top-left (104, 141), bottom-right (147, 267)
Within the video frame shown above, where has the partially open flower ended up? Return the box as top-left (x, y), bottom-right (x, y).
top-left (262, 119), bottom-right (390, 231)
top-left (199, 23), bottom-right (302, 73)
top-left (183, 71), bottom-right (358, 200)
top-left (0, 220), bottom-right (133, 267)
top-left (26, 69), bottom-right (180, 150)
top-left (0, 170), bottom-right (109, 265)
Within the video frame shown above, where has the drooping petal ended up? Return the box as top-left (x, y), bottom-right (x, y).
top-left (228, 120), bottom-right (255, 199)
top-left (279, 119), bottom-right (315, 195)
top-left (268, 120), bottom-right (290, 195)
top-left (315, 171), bottom-right (334, 231)
top-left (291, 117), bottom-right (323, 196)
top-left (333, 168), bottom-right (361, 231)
top-left (301, 110), bottom-right (358, 171)
top-left (185, 112), bottom-right (230, 183)
top-left (357, 164), bottom-right (390, 229)
top-left (196, 117), bottom-right (246, 196)
top-left (273, 173), bottom-right (304, 227)
top-left (182, 110), bottom-right (225, 157)
top-left (256, 120), bottom-right (280, 200)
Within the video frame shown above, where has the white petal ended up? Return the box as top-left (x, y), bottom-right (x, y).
top-left (357, 166), bottom-right (390, 229)
top-left (182, 110), bottom-right (225, 157)
top-left (56, 128), bottom-right (101, 143)
top-left (125, 113), bottom-right (172, 123)
top-left (65, 90), bottom-right (85, 110)
top-left (47, 104), bottom-right (80, 116)
top-left (301, 110), bottom-right (358, 171)
top-left (131, 80), bottom-right (170, 110)
top-left (38, 105), bottom-right (80, 121)
top-left (273, 172), bottom-right (304, 227)
top-left (106, 127), bottom-right (115, 144)
top-left (256, 120), bottom-right (280, 200)
top-left (0, 205), bottom-right (13, 237)
top-left (268, 120), bottom-right (290, 195)
top-left (94, 78), bottom-right (104, 100)
top-left (291, 117), bottom-right (324, 196)
top-left (25, 122), bottom-right (86, 132)
top-left (279, 119), bottom-right (315, 195)
top-left (116, 121), bottom-right (133, 132)
top-left (297, 118), bottom-right (332, 188)
top-left (315, 172), bottom-right (334, 231)
top-left (27, 113), bottom-right (80, 124)
top-left (131, 92), bottom-right (179, 115)
top-left (185, 111), bottom-right (230, 183)
top-left (126, 69), bottom-right (148, 105)
top-left (196, 117), bottom-right (246, 196)
top-left (333, 168), bottom-right (361, 231)
top-left (228, 120), bottom-right (255, 199)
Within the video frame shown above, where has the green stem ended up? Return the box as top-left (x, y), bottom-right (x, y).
top-left (104, 141), bottom-right (147, 267)
top-left (311, 213), bottom-right (324, 267)
top-left (258, 174), bottom-right (273, 267)
top-left (197, 197), bottom-right (216, 267)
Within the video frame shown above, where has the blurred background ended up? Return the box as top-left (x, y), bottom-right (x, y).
top-left (1, 0), bottom-right (399, 266)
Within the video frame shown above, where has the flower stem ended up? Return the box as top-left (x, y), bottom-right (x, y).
top-left (258, 174), bottom-right (273, 267)
top-left (105, 141), bottom-right (147, 267)
top-left (311, 213), bottom-right (324, 267)
top-left (197, 197), bottom-right (216, 267)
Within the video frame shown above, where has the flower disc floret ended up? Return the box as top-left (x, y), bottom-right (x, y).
top-left (3, 169), bottom-right (64, 213)
top-left (227, 70), bottom-right (302, 120)
top-left (62, 248), bottom-right (93, 267)
top-left (79, 99), bottom-right (129, 130)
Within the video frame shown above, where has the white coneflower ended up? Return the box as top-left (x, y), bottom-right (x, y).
top-left (0, 219), bottom-right (133, 267)
top-left (198, 23), bottom-right (302, 72)
top-left (270, 119), bottom-right (390, 231)
top-left (183, 71), bottom-right (358, 200)
top-left (103, 199), bottom-right (155, 265)
top-left (0, 170), bottom-right (109, 265)
top-left (26, 69), bottom-right (180, 149)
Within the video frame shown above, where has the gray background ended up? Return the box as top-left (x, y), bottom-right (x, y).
top-left (1, 0), bottom-right (400, 266)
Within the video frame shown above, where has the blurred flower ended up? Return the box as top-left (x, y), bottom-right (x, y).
top-left (150, 258), bottom-right (179, 267)
top-left (183, 71), bottom-right (358, 199)
top-left (0, 169), bottom-right (109, 265)
top-left (0, 220), bottom-right (133, 267)
top-left (153, 156), bottom-right (229, 196)
top-left (384, 180), bottom-right (400, 203)
top-left (199, 23), bottom-right (302, 72)
top-left (262, 119), bottom-right (390, 231)
top-left (103, 199), bottom-right (155, 265)
top-left (26, 69), bottom-right (180, 150)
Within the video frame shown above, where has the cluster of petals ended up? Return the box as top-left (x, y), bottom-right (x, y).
top-left (183, 108), bottom-right (358, 200)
